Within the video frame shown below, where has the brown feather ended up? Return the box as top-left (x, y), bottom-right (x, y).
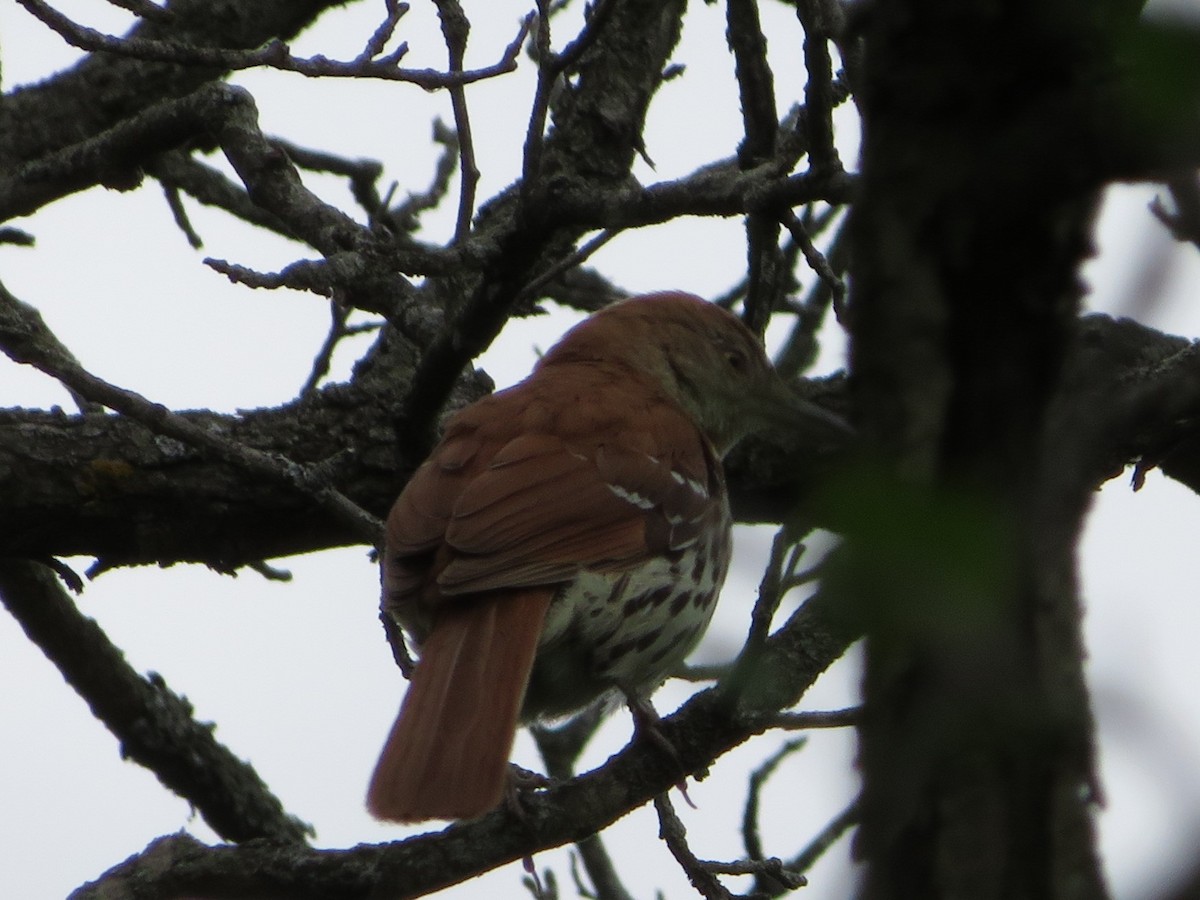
top-left (366, 587), bottom-right (552, 822)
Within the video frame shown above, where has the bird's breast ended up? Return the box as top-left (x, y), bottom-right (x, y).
top-left (519, 500), bottom-right (732, 722)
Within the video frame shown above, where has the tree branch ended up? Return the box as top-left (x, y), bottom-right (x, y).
top-left (18, 0), bottom-right (529, 88)
top-left (70, 588), bottom-right (858, 899)
top-left (0, 559), bottom-right (311, 845)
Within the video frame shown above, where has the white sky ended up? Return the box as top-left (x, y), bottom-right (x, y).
top-left (2, 2), bottom-right (1200, 899)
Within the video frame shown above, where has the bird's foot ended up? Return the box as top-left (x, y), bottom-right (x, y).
top-left (504, 763), bottom-right (554, 822)
top-left (623, 690), bottom-right (684, 767)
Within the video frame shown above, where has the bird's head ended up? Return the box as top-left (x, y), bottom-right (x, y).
top-left (537, 292), bottom-right (847, 456)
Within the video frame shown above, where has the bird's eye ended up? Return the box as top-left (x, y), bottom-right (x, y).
top-left (725, 349), bottom-right (748, 372)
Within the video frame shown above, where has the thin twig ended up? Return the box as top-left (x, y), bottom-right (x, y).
top-left (269, 136), bottom-right (386, 217)
top-left (743, 737), bottom-right (808, 864)
top-left (795, 0), bottom-right (843, 173)
top-left (726, 0), bottom-right (784, 334)
top-left (301, 301), bottom-right (354, 395)
top-left (149, 151), bottom-right (296, 241)
top-left (517, 229), bottom-right (621, 302)
top-left (522, 0), bottom-right (615, 187)
top-left (746, 530), bottom-right (801, 665)
top-left (523, 0), bottom-right (556, 188)
top-left (0, 280), bottom-right (105, 414)
top-left (0, 227), bottom-right (35, 246)
top-left (769, 707), bottom-right (862, 730)
top-left (18, 0), bottom-right (529, 88)
top-left (356, 0), bottom-right (407, 63)
top-left (387, 118), bottom-right (460, 230)
top-left (655, 793), bottom-right (735, 900)
top-left (789, 798), bottom-right (860, 876)
top-left (1151, 171), bottom-right (1200, 250)
top-left (774, 217), bottom-right (849, 378)
top-left (161, 181), bottom-right (203, 248)
top-left (571, 834), bottom-right (637, 900)
top-left (780, 208), bottom-right (846, 318)
top-left (434, 0), bottom-right (481, 242)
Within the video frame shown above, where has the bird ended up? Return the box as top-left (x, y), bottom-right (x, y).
top-left (366, 290), bottom-right (842, 823)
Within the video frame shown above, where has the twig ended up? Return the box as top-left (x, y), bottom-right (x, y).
top-left (268, 136), bottom-right (386, 218)
top-left (18, 0), bottom-right (529, 89)
top-left (247, 559), bottom-right (294, 581)
top-left (0, 280), bottom-right (105, 414)
top-left (517, 229), bottom-right (621, 302)
top-left (795, 0), bottom-right (843, 173)
top-left (546, 164), bottom-right (856, 231)
top-left (148, 151), bottom-right (297, 241)
top-left (747, 799), bottom-right (858, 898)
top-left (743, 737), bottom-right (808, 864)
top-left (726, 0), bottom-right (779, 167)
top-left (161, 181), bottom-right (204, 248)
top-left (523, 0), bottom-right (556, 190)
top-left (522, 0), bottom-right (615, 187)
top-left (205, 253), bottom-right (417, 322)
top-left (774, 217), bottom-right (849, 378)
top-left (655, 793), bottom-right (735, 900)
top-left (301, 301), bottom-right (354, 395)
top-left (0, 559), bottom-right (311, 844)
top-left (571, 836), bottom-right (638, 900)
top-left (434, 0), bottom-right (481, 242)
top-left (743, 530), bottom-right (802, 671)
top-left (788, 798), bottom-right (860, 876)
top-left (357, 0), bottom-right (407, 63)
top-left (769, 707), bottom-right (861, 730)
top-left (726, 0), bottom-right (784, 334)
top-left (387, 118), bottom-right (460, 230)
top-left (780, 208), bottom-right (846, 318)
top-left (0, 282), bottom-right (383, 546)
top-left (0, 227), bottom-right (35, 246)
top-left (1150, 170), bottom-right (1200, 250)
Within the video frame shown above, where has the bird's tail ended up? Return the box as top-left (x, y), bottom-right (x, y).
top-left (366, 588), bottom-right (552, 822)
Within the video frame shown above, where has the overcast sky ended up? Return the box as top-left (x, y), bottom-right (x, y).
top-left (3, 3), bottom-right (1200, 899)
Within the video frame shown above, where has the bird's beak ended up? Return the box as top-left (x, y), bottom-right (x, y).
top-left (750, 373), bottom-right (853, 446)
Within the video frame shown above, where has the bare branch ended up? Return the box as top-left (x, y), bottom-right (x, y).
top-left (789, 799), bottom-right (860, 877)
top-left (161, 180), bottom-right (204, 248)
top-left (434, 0), bottom-right (483, 242)
top-left (18, 0), bottom-right (529, 88)
top-left (726, 0), bottom-right (784, 333)
top-left (0, 559), bottom-right (311, 845)
top-left (522, 0), bottom-right (615, 188)
top-left (357, 0), bottom-right (407, 63)
top-left (743, 737), bottom-right (808, 865)
top-left (1150, 170), bottom-right (1200, 250)
top-left (0, 280), bottom-right (105, 414)
top-left (0, 282), bottom-right (382, 547)
top-left (780, 207), bottom-right (846, 315)
top-left (795, 0), bottom-right (843, 174)
top-left (768, 707), bottom-right (862, 730)
top-left (517, 229), bottom-right (622, 303)
top-left (655, 792), bottom-right (735, 900)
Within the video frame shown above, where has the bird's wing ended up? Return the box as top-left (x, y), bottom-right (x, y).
top-left (383, 371), bottom-right (723, 606)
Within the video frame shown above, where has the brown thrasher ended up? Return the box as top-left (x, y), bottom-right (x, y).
top-left (367, 291), bottom-right (837, 822)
